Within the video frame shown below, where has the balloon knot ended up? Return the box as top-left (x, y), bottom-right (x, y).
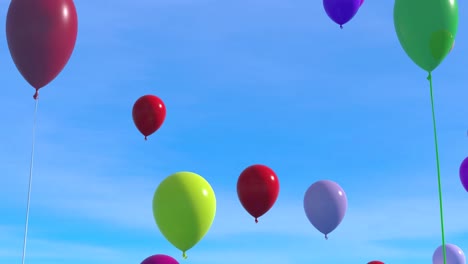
top-left (33, 90), bottom-right (39, 100)
top-left (325, 234), bottom-right (328, 240)
top-left (340, 25), bottom-right (343, 29)
top-left (255, 218), bottom-right (258, 223)
top-left (144, 136), bottom-right (148, 141)
top-left (182, 252), bottom-right (187, 259)
top-left (427, 72), bottom-right (432, 81)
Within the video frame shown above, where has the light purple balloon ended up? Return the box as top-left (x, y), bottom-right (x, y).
top-left (141, 254), bottom-right (179, 264)
top-left (433, 244), bottom-right (465, 264)
top-left (323, 0), bottom-right (361, 28)
top-left (303, 180), bottom-right (347, 239)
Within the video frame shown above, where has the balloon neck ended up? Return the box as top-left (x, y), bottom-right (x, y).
top-left (325, 234), bottom-right (328, 240)
top-left (33, 90), bottom-right (39, 100)
top-left (255, 218), bottom-right (258, 223)
top-left (340, 25), bottom-right (343, 29)
top-left (144, 136), bottom-right (147, 141)
top-left (427, 72), bottom-right (432, 81)
top-left (182, 252), bottom-right (187, 259)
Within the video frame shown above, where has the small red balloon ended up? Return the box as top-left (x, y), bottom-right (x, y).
top-left (132, 95), bottom-right (166, 140)
top-left (368, 261), bottom-right (384, 264)
top-left (237, 164), bottom-right (280, 223)
top-left (6, 0), bottom-right (78, 99)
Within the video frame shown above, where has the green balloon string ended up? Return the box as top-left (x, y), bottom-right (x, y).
top-left (427, 72), bottom-right (447, 264)
top-left (182, 251), bottom-right (187, 260)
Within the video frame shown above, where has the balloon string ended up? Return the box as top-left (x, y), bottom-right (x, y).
top-left (182, 251), bottom-right (187, 259)
top-left (428, 72), bottom-right (447, 264)
top-left (21, 97), bottom-right (39, 264)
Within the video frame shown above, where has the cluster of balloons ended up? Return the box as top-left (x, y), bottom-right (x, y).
top-left (323, 0), bottom-right (365, 29)
top-left (132, 100), bottom-right (351, 261)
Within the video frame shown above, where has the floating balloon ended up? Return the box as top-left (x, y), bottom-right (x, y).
top-left (459, 157), bottom-right (468, 192)
top-left (394, 0), bottom-right (458, 72)
top-left (368, 261), bottom-right (384, 264)
top-left (303, 180), bottom-right (347, 239)
top-left (237, 164), bottom-right (280, 223)
top-left (323, 0), bottom-right (361, 28)
top-left (141, 254), bottom-right (179, 264)
top-left (132, 95), bottom-right (166, 140)
top-left (433, 244), bottom-right (466, 264)
top-left (6, 0), bottom-right (78, 99)
top-left (153, 172), bottom-right (216, 259)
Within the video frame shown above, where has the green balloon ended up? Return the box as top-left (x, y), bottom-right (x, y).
top-left (394, 0), bottom-right (458, 72)
top-left (153, 171), bottom-right (216, 257)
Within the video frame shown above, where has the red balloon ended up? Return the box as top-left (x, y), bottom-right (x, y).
top-left (368, 261), bottom-right (384, 264)
top-left (132, 95), bottom-right (166, 140)
top-left (6, 0), bottom-right (78, 99)
top-left (237, 164), bottom-right (280, 223)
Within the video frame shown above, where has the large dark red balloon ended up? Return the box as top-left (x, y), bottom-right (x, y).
top-left (237, 164), bottom-right (280, 223)
top-left (368, 261), bottom-right (384, 264)
top-left (6, 0), bottom-right (78, 99)
top-left (132, 95), bottom-right (166, 140)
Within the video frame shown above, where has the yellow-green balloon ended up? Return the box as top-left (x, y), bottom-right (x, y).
top-left (394, 0), bottom-right (458, 72)
top-left (152, 171), bottom-right (216, 258)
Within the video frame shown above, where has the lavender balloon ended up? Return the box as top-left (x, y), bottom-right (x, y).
top-left (303, 180), bottom-right (347, 239)
top-left (459, 157), bottom-right (468, 192)
top-left (141, 254), bottom-right (179, 264)
top-left (433, 244), bottom-right (465, 264)
top-left (323, 0), bottom-right (361, 28)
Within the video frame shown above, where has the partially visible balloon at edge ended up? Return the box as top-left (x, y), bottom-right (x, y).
top-left (323, 0), bottom-right (361, 28)
top-left (459, 157), bottom-right (468, 192)
top-left (433, 244), bottom-right (466, 264)
top-left (141, 254), bottom-right (179, 264)
top-left (360, 0), bottom-right (364, 7)
top-left (368, 261), bottom-right (384, 264)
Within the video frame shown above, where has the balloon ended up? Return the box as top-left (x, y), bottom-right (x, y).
top-left (459, 157), bottom-right (468, 192)
top-left (360, 0), bottom-right (364, 7)
top-left (303, 180), bottom-right (347, 239)
top-left (141, 254), bottom-right (179, 264)
top-left (132, 95), bottom-right (166, 140)
top-left (6, 0), bottom-right (78, 99)
top-left (433, 244), bottom-right (466, 264)
top-left (237, 164), bottom-right (280, 223)
top-left (394, 0), bottom-right (458, 72)
top-left (153, 172), bottom-right (216, 258)
top-left (368, 261), bottom-right (384, 264)
top-left (323, 0), bottom-right (361, 28)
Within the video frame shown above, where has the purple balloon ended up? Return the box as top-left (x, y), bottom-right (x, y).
top-left (323, 0), bottom-right (361, 28)
top-left (433, 244), bottom-right (465, 264)
top-left (303, 180), bottom-right (347, 239)
top-left (141, 254), bottom-right (179, 264)
top-left (459, 157), bottom-right (468, 192)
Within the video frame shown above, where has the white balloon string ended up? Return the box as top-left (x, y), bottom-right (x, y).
top-left (21, 98), bottom-right (39, 264)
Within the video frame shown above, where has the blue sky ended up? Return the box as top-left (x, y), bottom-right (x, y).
top-left (0, 0), bottom-right (468, 263)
